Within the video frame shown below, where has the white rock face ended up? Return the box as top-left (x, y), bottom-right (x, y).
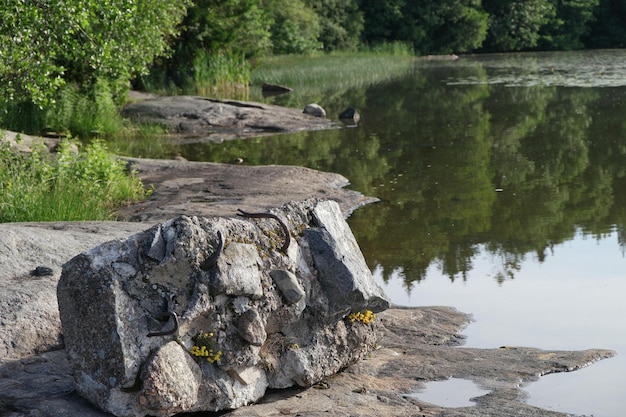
top-left (58, 199), bottom-right (390, 417)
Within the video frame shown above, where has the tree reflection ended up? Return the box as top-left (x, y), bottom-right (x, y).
top-left (180, 55), bottom-right (626, 288)
top-left (349, 61), bottom-right (626, 287)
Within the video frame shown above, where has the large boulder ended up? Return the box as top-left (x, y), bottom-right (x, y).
top-left (57, 199), bottom-right (390, 417)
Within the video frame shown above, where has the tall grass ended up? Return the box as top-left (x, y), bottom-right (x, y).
top-left (45, 79), bottom-right (124, 137)
top-left (250, 45), bottom-right (416, 100)
top-left (191, 50), bottom-right (251, 99)
top-left (0, 78), bottom-right (125, 138)
top-left (141, 50), bottom-right (252, 99)
top-left (0, 136), bottom-right (148, 222)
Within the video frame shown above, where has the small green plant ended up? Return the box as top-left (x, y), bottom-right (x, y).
top-left (0, 137), bottom-right (148, 222)
top-left (190, 331), bottom-right (222, 363)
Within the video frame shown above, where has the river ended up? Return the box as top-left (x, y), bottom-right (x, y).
top-left (137, 50), bottom-right (626, 417)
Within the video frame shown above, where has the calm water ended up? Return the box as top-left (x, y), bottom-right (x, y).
top-left (130, 50), bottom-right (626, 416)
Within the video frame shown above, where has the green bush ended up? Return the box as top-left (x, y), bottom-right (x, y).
top-left (45, 79), bottom-right (124, 137)
top-left (0, 137), bottom-right (148, 222)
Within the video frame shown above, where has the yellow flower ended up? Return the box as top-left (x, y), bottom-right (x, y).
top-left (347, 310), bottom-right (375, 324)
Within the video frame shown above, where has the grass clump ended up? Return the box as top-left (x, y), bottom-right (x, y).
top-left (0, 136), bottom-right (148, 222)
top-left (0, 78), bottom-right (125, 138)
top-left (250, 48), bottom-right (415, 91)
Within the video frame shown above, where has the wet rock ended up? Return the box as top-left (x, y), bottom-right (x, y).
top-left (261, 83), bottom-right (293, 97)
top-left (121, 96), bottom-right (334, 137)
top-left (338, 107), bottom-right (360, 124)
top-left (57, 199), bottom-right (390, 417)
top-left (303, 103), bottom-right (326, 118)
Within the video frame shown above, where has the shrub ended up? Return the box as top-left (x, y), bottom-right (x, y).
top-left (0, 136), bottom-right (148, 222)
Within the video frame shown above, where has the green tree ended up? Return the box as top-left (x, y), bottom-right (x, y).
top-left (171, 0), bottom-right (271, 58)
top-left (360, 0), bottom-right (408, 45)
top-left (539, 0), bottom-right (599, 50)
top-left (304, 0), bottom-right (364, 52)
top-left (264, 0), bottom-right (321, 54)
top-left (584, 0), bottom-right (626, 48)
top-left (482, 0), bottom-right (556, 51)
top-left (145, 0), bottom-right (271, 92)
top-left (0, 0), bottom-right (190, 106)
top-left (360, 0), bottom-right (489, 55)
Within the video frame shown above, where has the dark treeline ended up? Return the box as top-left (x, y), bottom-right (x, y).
top-left (179, 0), bottom-right (626, 57)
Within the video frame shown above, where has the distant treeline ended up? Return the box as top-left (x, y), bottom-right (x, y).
top-left (179, 0), bottom-right (624, 57)
top-left (2, 0), bottom-right (624, 114)
top-left (148, 0), bottom-right (624, 92)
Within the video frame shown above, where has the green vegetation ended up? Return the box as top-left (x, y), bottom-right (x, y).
top-left (1, 0), bottom-right (623, 137)
top-left (249, 50), bottom-right (414, 106)
top-left (0, 137), bottom-right (148, 222)
top-left (0, 0), bottom-right (189, 107)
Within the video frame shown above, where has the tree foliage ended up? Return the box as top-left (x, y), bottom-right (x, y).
top-left (584, 0), bottom-right (626, 48)
top-left (360, 0), bottom-right (489, 54)
top-left (482, 0), bottom-right (556, 51)
top-left (265, 0), bottom-right (322, 54)
top-left (538, 0), bottom-right (600, 50)
top-left (0, 0), bottom-right (190, 106)
top-left (303, 0), bottom-right (364, 52)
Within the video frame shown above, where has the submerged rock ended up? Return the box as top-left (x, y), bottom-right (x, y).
top-left (57, 199), bottom-right (390, 417)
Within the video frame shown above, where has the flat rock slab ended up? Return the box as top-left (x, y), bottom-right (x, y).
top-left (121, 96), bottom-right (336, 139)
top-left (116, 157), bottom-right (377, 223)
top-left (223, 307), bottom-right (615, 417)
top-left (0, 222), bottom-right (149, 360)
top-left (0, 307), bottom-right (614, 417)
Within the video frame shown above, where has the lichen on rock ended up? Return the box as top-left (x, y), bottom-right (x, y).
top-left (57, 199), bottom-right (390, 417)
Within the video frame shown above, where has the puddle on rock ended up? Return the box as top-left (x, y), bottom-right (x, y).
top-left (409, 378), bottom-right (491, 408)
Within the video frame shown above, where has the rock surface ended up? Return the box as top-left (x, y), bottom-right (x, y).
top-left (121, 96), bottom-right (336, 139)
top-left (57, 200), bottom-right (390, 416)
top-left (116, 157), bottom-right (377, 222)
top-left (0, 306), bottom-right (614, 417)
top-left (0, 222), bottom-right (149, 361)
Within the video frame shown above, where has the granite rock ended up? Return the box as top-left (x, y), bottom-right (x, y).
top-left (57, 199), bottom-right (390, 417)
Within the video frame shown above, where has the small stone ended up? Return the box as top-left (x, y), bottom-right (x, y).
top-left (237, 309), bottom-right (266, 346)
top-left (270, 269), bottom-right (305, 305)
top-left (303, 103), bottom-right (326, 118)
top-left (30, 266), bottom-right (54, 276)
top-left (338, 107), bottom-right (360, 123)
top-left (141, 341), bottom-right (203, 414)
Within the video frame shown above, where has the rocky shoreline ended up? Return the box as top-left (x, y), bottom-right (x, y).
top-left (0, 101), bottom-right (617, 416)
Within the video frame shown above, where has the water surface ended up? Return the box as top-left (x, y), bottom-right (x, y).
top-left (124, 50), bottom-right (626, 417)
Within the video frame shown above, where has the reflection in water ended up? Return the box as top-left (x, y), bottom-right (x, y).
top-left (374, 230), bottom-right (626, 417)
top-left (121, 50), bottom-right (626, 417)
top-left (409, 378), bottom-right (490, 408)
